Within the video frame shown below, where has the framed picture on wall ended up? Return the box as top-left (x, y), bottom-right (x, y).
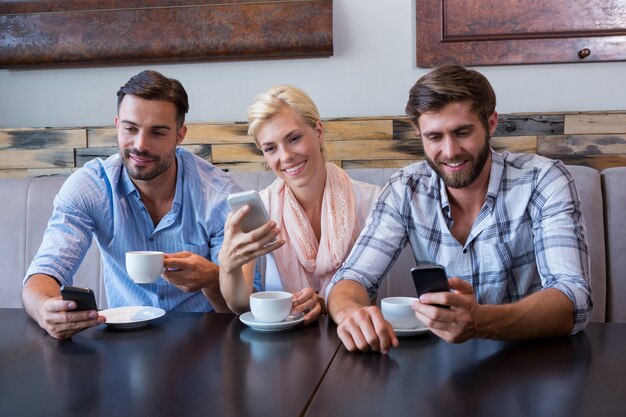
top-left (0, 0), bottom-right (333, 68)
top-left (416, 0), bottom-right (626, 66)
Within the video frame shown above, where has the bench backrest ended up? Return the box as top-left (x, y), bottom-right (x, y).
top-left (0, 165), bottom-right (613, 324)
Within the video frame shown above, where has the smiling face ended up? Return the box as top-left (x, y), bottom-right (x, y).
top-left (116, 95), bottom-right (186, 182)
top-left (417, 100), bottom-right (497, 189)
top-left (256, 108), bottom-right (326, 191)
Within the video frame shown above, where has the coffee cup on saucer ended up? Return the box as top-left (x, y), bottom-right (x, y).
top-left (126, 251), bottom-right (165, 284)
top-left (249, 291), bottom-right (293, 323)
top-left (381, 297), bottom-right (420, 329)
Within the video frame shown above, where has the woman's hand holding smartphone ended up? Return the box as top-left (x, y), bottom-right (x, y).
top-left (226, 190), bottom-right (270, 233)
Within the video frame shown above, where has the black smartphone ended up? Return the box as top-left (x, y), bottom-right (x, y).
top-left (60, 285), bottom-right (98, 311)
top-left (411, 265), bottom-right (450, 308)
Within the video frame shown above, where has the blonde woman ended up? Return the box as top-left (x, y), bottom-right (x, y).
top-left (219, 85), bottom-right (380, 324)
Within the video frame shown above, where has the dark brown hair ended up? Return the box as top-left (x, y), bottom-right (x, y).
top-left (405, 65), bottom-right (496, 130)
top-left (116, 70), bottom-right (189, 128)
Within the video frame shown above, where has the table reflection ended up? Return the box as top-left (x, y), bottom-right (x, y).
top-left (310, 332), bottom-right (592, 417)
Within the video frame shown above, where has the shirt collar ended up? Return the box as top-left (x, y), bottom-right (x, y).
top-left (434, 148), bottom-right (502, 214)
top-left (485, 149), bottom-right (504, 209)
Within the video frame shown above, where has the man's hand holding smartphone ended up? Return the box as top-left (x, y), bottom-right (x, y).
top-left (411, 265), bottom-right (451, 309)
top-left (60, 285), bottom-right (98, 311)
top-left (38, 285), bottom-right (105, 340)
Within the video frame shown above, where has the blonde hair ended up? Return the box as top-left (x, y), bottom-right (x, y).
top-left (247, 85), bottom-right (321, 148)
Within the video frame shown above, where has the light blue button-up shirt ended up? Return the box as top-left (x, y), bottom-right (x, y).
top-left (26, 147), bottom-right (242, 312)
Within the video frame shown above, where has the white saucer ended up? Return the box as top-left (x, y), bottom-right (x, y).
top-left (239, 311), bottom-right (304, 332)
top-left (393, 325), bottom-right (429, 337)
top-left (100, 306), bottom-right (166, 329)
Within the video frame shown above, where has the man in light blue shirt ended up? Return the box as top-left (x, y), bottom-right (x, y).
top-left (22, 70), bottom-right (242, 339)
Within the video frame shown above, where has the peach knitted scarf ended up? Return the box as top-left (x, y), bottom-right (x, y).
top-left (260, 163), bottom-right (358, 295)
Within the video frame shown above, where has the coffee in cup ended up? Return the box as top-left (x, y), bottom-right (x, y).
top-left (126, 251), bottom-right (165, 284)
top-left (381, 297), bottom-right (421, 329)
top-left (249, 291), bottom-right (293, 323)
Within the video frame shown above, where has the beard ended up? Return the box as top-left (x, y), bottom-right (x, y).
top-left (425, 136), bottom-right (491, 189)
top-left (121, 148), bottom-right (174, 181)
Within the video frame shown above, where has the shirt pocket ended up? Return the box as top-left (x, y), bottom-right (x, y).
top-left (475, 223), bottom-right (535, 275)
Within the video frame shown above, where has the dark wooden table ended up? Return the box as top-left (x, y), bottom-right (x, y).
top-left (305, 323), bottom-right (626, 417)
top-left (0, 309), bottom-right (340, 417)
top-left (4, 310), bottom-right (625, 417)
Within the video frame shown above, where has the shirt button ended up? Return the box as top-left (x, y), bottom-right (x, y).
top-left (149, 237), bottom-right (154, 242)
top-left (160, 295), bottom-right (165, 300)
top-left (463, 249), bottom-right (467, 254)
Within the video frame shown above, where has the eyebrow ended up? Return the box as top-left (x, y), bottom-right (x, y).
top-left (421, 123), bottom-right (475, 137)
top-left (259, 128), bottom-right (299, 147)
top-left (119, 120), bottom-right (172, 131)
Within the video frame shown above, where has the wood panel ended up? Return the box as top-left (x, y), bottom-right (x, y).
top-left (0, 149), bottom-right (74, 169)
top-left (0, 0), bottom-right (333, 68)
top-left (328, 140), bottom-right (422, 161)
top-left (323, 120), bottom-right (393, 141)
top-left (492, 136), bottom-right (537, 153)
top-left (212, 143), bottom-right (264, 163)
top-left (539, 135), bottom-right (626, 156)
top-left (416, 0), bottom-right (626, 66)
top-left (185, 124), bottom-right (250, 145)
top-left (565, 114), bottom-right (626, 135)
top-left (215, 162), bottom-right (268, 173)
top-left (495, 115), bottom-right (564, 136)
top-left (0, 129), bottom-right (86, 150)
top-left (342, 159), bottom-right (421, 170)
top-left (1, 111), bottom-right (626, 177)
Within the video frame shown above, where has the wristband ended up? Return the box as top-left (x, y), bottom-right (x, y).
top-left (318, 297), bottom-right (327, 316)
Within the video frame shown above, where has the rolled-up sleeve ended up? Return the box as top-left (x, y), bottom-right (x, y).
top-left (531, 162), bottom-right (593, 334)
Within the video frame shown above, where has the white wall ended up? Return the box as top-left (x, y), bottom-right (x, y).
top-left (1, 0), bottom-right (625, 129)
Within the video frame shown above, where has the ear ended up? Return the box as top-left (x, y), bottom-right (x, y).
top-left (315, 120), bottom-right (324, 145)
top-left (176, 125), bottom-right (187, 146)
top-left (487, 111), bottom-right (498, 136)
top-left (115, 116), bottom-right (119, 128)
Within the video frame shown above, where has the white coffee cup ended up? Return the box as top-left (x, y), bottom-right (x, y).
top-left (249, 291), bottom-right (293, 323)
top-left (381, 297), bottom-right (421, 329)
top-left (126, 251), bottom-right (165, 284)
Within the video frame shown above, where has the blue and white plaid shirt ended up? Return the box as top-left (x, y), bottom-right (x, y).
top-left (327, 151), bottom-right (592, 333)
top-left (26, 147), bottom-right (243, 312)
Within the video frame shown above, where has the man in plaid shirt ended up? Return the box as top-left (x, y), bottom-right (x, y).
top-left (326, 65), bottom-right (592, 353)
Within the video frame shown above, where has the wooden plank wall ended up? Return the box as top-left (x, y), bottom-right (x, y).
top-left (0, 111), bottom-right (625, 178)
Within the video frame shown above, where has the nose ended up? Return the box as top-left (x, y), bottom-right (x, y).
top-left (278, 145), bottom-right (293, 163)
top-left (440, 136), bottom-right (461, 160)
top-left (134, 131), bottom-right (149, 152)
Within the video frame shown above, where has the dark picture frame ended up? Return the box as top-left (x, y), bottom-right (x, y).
top-left (416, 0), bottom-right (626, 67)
top-left (0, 0), bottom-right (333, 68)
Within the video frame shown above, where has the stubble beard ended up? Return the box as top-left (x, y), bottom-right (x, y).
top-left (121, 149), bottom-right (174, 181)
top-left (425, 136), bottom-right (491, 189)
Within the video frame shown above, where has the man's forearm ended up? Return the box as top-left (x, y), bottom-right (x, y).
top-left (327, 280), bottom-right (372, 324)
top-left (476, 288), bottom-right (575, 340)
top-left (22, 274), bottom-right (61, 327)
